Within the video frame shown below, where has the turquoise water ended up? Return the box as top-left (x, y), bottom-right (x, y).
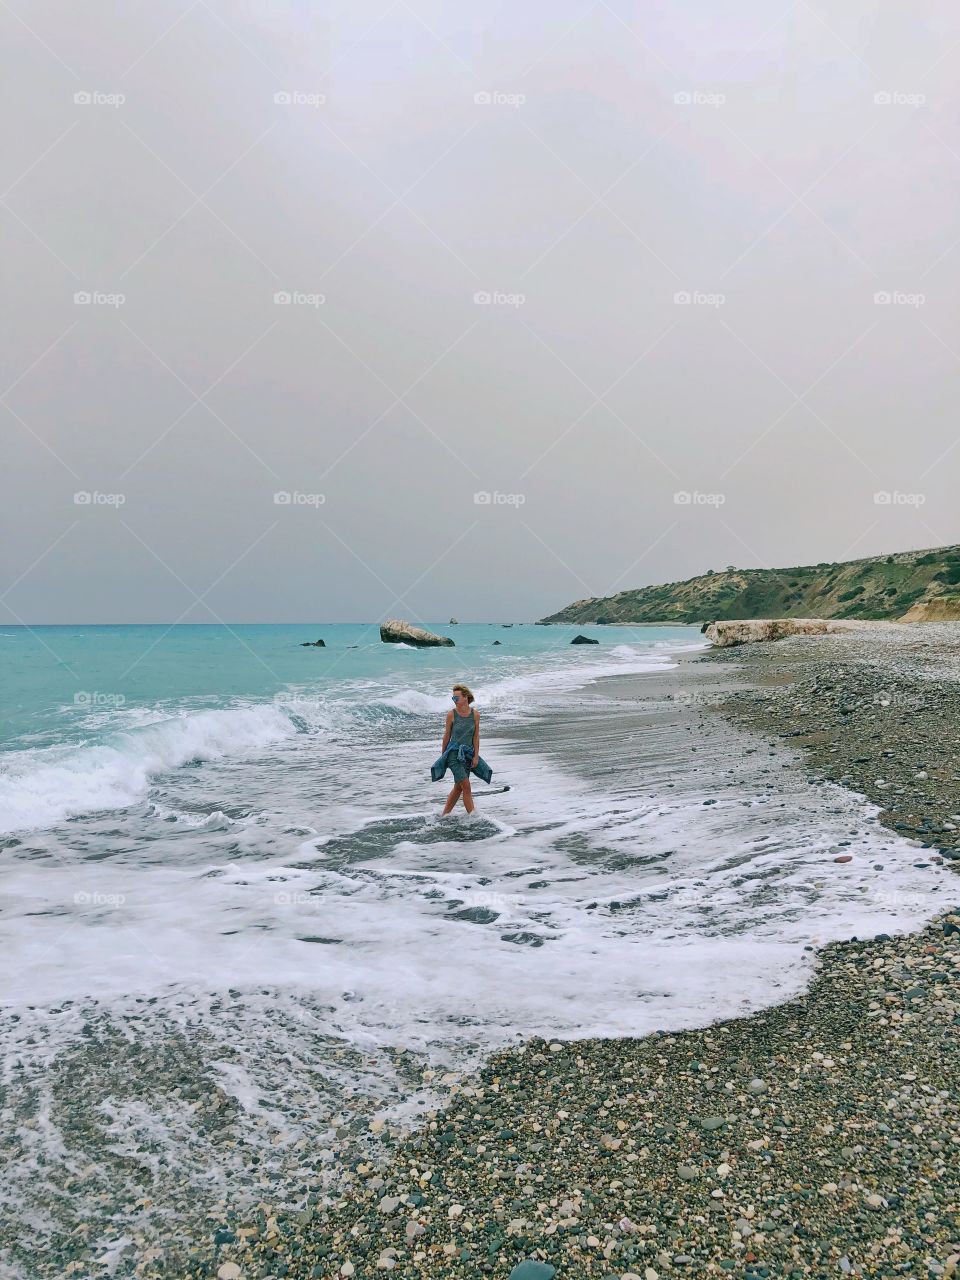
top-left (0, 621), bottom-right (701, 830)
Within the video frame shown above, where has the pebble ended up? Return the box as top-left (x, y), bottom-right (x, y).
top-left (217, 1267), bottom-right (241, 1280)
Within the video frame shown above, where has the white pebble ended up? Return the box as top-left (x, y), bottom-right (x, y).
top-left (217, 1266), bottom-right (241, 1280)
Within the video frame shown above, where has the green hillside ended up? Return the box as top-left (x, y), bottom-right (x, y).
top-left (538, 544), bottom-right (960, 625)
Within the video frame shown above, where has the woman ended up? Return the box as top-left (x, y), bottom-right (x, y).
top-left (440, 683), bottom-right (480, 816)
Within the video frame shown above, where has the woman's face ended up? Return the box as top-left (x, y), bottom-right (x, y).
top-left (452, 690), bottom-right (464, 706)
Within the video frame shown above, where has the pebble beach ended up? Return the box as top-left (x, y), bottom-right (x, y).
top-left (180, 624), bottom-right (960, 1280)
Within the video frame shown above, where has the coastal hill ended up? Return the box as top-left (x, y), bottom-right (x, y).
top-left (538, 543), bottom-right (960, 625)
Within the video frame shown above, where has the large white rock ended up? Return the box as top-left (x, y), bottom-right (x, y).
top-left (702, 618), bottom-right (905, 647)
top-left (380, 618), bottom-right (455, 647)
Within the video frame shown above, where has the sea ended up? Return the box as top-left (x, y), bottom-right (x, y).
top-left (0, 621), bottom-right (952, 1270)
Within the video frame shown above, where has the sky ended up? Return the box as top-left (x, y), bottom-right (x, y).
top-left (2, 0), bottom-right (960, 624)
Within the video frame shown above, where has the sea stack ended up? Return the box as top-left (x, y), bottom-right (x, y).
top-left (380, 619), bottom-right (455, 647)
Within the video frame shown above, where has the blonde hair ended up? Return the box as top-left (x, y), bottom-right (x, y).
top-left (452, 683), bottom-right (475, 704)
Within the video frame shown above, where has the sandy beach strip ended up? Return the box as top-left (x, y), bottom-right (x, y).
top-left (187, 626), bottom-right (960, 1280)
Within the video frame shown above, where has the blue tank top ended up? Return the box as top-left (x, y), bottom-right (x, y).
top-left (450, 706), bottom-right (475, 746)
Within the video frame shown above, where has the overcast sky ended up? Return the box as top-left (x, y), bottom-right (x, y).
top-left (3, 1), bottom-right (959, 624)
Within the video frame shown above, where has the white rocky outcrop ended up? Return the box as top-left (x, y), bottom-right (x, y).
top-left (379, 619), bottom-right (455, 647)
top-left (702, 618), bottom-right (905, 647)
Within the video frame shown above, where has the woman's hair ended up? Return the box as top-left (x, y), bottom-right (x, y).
top-left (452, 683), bottom-right (475, 704)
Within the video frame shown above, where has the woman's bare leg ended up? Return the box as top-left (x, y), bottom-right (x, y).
top-left (441, 781), bottom-right (463, 815)
top-left (460, 778), bottom-right (474, 814)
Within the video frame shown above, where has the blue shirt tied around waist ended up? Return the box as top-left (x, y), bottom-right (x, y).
top-left (431, 708), bottom-right (493, 784)
top-left (430, 742), bottom-right (493, 784)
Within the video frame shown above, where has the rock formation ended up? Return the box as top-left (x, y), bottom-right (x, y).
top-left (380, 619), bottom-right (455, 647)
top-left (702, 618), bottom-right (905, 647)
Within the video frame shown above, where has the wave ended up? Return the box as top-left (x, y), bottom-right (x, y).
top-left (0, 706), bottom-right (297, 836)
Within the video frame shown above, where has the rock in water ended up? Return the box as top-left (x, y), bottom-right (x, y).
top-left (300, 638), bottom-right (325, 646)
top-left (379, 619), bottom-right (455, 647)
top-left (449, 616), bottom-right (459, 624)
top-left (571, 634), bottom-right (599, 645)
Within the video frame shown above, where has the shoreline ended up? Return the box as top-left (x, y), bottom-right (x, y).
top-left (4, 628), bottom-right (958, 1279)
top-left (187, 627), bottom-right (960, 1279)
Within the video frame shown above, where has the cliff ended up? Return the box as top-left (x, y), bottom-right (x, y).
top-left (538, 543), bottom-right (960, 625)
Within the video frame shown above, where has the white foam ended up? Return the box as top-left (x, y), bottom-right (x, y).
top-left (0, 705), bottom-right (296, 835)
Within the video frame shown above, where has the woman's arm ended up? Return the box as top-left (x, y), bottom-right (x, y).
top-left (471, 708), bottom-right (480, 765)
top-left (441, 710), bottom-right (453, 751)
